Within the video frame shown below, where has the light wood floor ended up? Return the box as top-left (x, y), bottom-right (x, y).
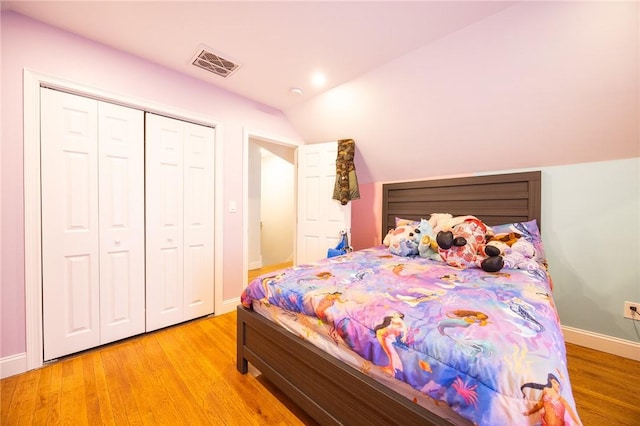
top-left (1, 311), bottom-right (317, 426)
top-left (248, 261), bottom-right (293, 283)
top-left (2, 307), bottom-right (639, 425)
top-left (564, 341), bottom-right (640, 425)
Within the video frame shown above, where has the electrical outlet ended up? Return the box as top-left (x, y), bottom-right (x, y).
top-left (623, 301), bottom-right (640, 320)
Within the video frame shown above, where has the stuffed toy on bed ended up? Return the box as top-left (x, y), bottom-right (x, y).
top-left (487, 238), bottom-right (539, 271)
top-left (428, 213), bottom-right (479, 235)
top-left (435, 218), bottom-right (504, 272)
top-left (383, 224), bottom-right (420, 257)
top-left (416, 219), bottom-right (441, 261)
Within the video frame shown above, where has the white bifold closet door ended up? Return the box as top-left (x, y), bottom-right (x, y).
top-left (41, 88), bottom-right (145, 361)
top-left (145, 113), bottom-right (215, 332)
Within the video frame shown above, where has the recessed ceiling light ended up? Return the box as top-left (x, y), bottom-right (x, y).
top-left (290, 87), bottom-right (303, 95)
top-left (311, 72), bottom-right (326, 87)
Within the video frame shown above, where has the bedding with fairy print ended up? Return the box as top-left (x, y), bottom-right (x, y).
top-left (241, 246), bottom-right (582, 426)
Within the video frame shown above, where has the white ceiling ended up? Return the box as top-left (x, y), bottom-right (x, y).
top-left (3, 1), bottom-right (516, 111)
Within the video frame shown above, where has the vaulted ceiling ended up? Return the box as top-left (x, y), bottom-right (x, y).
top-left (2, 1), bottom-right (515, 111)
top-left (5, 2), bottom-right (634, 185)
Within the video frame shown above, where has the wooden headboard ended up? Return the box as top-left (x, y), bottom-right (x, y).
top-left (381, 171), bottom-right (541, 236)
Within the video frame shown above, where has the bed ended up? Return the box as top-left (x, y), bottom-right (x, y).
top-left (237, 171), bottom-right (581, 425)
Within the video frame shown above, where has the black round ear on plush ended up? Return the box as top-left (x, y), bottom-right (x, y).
top-left (481, 256), bottom-right (504, 273)
top-left (436, 231), bottom-right (454, 249)
top-left (485, 245), bottom-right (501, 257)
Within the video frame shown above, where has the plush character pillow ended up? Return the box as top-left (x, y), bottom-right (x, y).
top-left (383, 224), bottom-right (420, 257)
top-left (491, 219), bottom-right (546, 265)
top-left (485, 236), bottom-right (541, 271)
top-left (416, 219), bottom-right (441, 261)
top-left (503, 240), bottom-right (540, 270)
top-left (436, 218), bottom-right (504, 272)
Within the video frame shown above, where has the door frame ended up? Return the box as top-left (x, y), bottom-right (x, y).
top-left (242, 129), bottom-right (300, 290)
top-left (23, 69), bottom-right (224, 370)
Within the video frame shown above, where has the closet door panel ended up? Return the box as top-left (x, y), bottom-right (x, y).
top-left (98, 102), bottom-right (145, 344)
top-left (183, 123), bottom-right (215, 320)
top-left (146, 113), bottom-right (185, 331)
top-left (41, 88), bottom-right (100, 360)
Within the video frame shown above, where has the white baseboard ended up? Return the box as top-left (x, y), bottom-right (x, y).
top-left (562, 325), bottom-right (640, 361)
top-left (249, 260), bottom-right (262, 270)
top-left (1, 352), bottom-right (27, 379)
top-left (217, 297), bottom-right (241, 316)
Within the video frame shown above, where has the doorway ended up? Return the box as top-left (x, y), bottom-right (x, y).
top-left (246, 136), bottom-right (296, 282)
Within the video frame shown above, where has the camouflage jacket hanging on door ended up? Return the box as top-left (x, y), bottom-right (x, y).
top-left (332, 139), bottom-right (360, 205)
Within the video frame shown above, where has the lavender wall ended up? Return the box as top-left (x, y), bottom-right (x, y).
top-left (0, 11), bottom-right (303, 358)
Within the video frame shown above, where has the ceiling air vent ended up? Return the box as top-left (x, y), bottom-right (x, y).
top-left (191, 46), bottom-right (241, 78)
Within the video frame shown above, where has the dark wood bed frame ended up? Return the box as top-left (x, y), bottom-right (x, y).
top-left (237, 171), bottom-right (542, 425)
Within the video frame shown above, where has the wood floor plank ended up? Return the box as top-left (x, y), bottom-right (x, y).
top-left (59, 357), bottom-right (88, 425)
top-left (10, 366), bottom-right (41, 425)
top-left (43, 358), bottom-right (63, 425)
top-left (124, 337), bottom-right (171, 425)
top-left (89, 351), bottom-right (117, 426)
top-left (31, 366), bottom-right (53, 425)
top-left (0, 375), bottom-right (17, 425)
top-left (100, 343), bottom-right (143, 425)
top-left (82, 351), bottom-right (105, 425)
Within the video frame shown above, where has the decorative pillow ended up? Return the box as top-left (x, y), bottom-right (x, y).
top-left (490, 219), bottom-right (546, 264)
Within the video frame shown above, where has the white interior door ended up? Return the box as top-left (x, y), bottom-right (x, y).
top-left (183, 121), bottom-right (215, 321)
top-left (145, 113), bottom-right (185, 331)
top-left (41, 89), bottom-right (146, 359)
top-left (98, 102), bottom-right (145, 344)
top-left (41, 88), bottom-right (100, 360)
top-left (296, 142), bottom-right (351, 265)
top-left (146, 114), bottom-right (215, 331)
